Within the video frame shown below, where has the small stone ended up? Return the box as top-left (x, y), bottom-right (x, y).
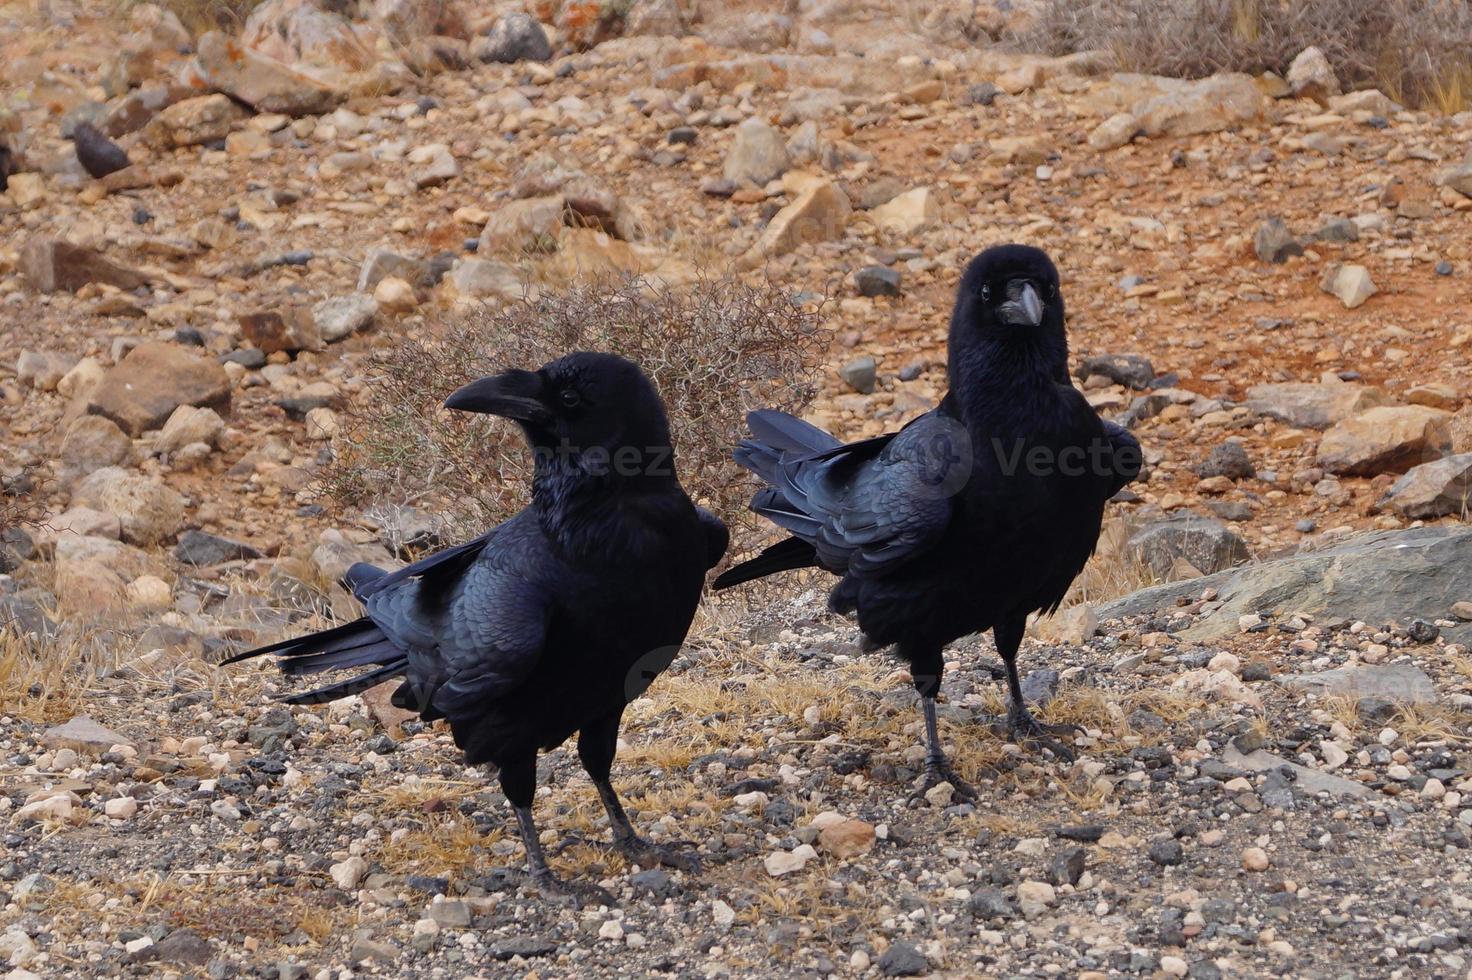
top-left (374, 276), bottom-right (418, 313)
top-left (311, 294), bottom-right (377, 342)
top-left (764, 844), bottom-right (816, 876)
top-left (1048, 847), bottom-right (1086, 885)
top-left (331, 855), bottom-right (369, 890)
top-left (597, 919), bottom-right (624, 941)
top-left (854, 265), bottom-right (901, 297)
top-left (475, 12), bottom-right (551, 64)
top-left (877, 941), bottom-right (928, 977)
top-left (1319, 263), bottom-right (1376, 309)
top-left (105, 796), bottom-right (138, 819)
top-left (1016, 880), bottom-right (1056, 918)
top-left (818, 818), bottom-right (876, 859)
top-left (840, 356), bottom-right (877, 394)
top-left (923, 780), bottom-right (954, 808)
top-left (41, 715), bottom-right (135, 755)
top-left (1149, 839), bottom-right (1185, 866)
top-left (1254, 217), bottom-right (1303, 263)
top-left (1241, 847), bottom-right (1270, 872)
top-left (1287, 46), bottom-right (1341, 102)
top-left (723, 118), bottom-right (789, 186)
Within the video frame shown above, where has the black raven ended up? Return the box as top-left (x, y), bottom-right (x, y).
top-left (228, 352), bottom-right (728, 904)
top-left (71, 122), bottom-right (130, 179)
top-left (713, 245), bottom-right (1140, 796)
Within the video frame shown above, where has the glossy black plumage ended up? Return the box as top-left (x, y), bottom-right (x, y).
top-left (716, 244), bottom-right (1141, 790)
top-left (71, 122), bottom-right (130, 179)
top-left (228, 352), bottom-right (727, 903)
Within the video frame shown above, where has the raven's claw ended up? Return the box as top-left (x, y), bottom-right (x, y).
top-left (531, 871), bottom-right (616, 909)
top-left (909, 760), bottom-right (978, 803)
top-left (616, 836), bottom-right (702, 874)
top-left (1002, 705), bottom-right (1081, 762)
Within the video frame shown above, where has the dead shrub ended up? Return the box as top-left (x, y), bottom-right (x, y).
top-left (1015, 0), bottom-right (1472, 111)
top-left (323, 275), bottom-right (829, 556)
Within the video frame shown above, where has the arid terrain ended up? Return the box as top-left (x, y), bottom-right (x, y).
top-left (3, 1), bottom-right (1472, 977)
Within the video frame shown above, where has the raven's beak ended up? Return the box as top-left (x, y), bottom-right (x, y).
top-left (998, 280), bottom-right (1044, 327)
top-left (444, 370), bottom-right (552, 424)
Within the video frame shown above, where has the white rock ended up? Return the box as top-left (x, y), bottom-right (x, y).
top-left (1320, 264), bottom-right (1375, 309)
top-left (1016, 880), bottom-right (1056, 919)
top-left (597, 919), bottom-right (625, 941)
top-left (763, 844), bottom-right (816, 876)
top-left (330, 855), bottom-right (369, 890)
top-left (1207, 651), bottom-right (1241, 675)
top-left (374, 276), bottom-right (418, 313)
top-left (105, 796), bottom-right (138, 819)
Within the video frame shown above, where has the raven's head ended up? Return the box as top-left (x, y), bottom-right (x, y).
top-left (949, 244), bottom-right (1068, 382)
top-left (445, 351), bottom-right (674, 484)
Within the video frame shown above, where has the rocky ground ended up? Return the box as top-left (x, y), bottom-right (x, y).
top-left (3, 0), bottom-right (1472, 977)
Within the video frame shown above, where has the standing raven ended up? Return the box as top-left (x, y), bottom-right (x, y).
top-left (227, 352), bottom-right (728, 904)
top-left (713, 245), bottom-right (1140, 797)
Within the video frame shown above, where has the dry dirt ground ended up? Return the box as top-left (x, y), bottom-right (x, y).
top-left (3, 1), bottom-right (1472, 978)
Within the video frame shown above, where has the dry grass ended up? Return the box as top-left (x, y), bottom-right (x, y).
top-left (0, 628), bottom-right (87, 722)
top-left (43, 873), bottom-right (345, 946)
top-left (1015, 0), bottom-right (1472, 111)
top-left (119, 0), bottom-right (263, 34)
top-left (323, 274), bottom-right (829, 556)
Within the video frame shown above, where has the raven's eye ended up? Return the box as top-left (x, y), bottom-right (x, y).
top-left (1046, 282), bottom-right (1056, 299)
top-left (560, 388), bottom-right (582, 408)
top-left (980, 284), bottom-right (991, 302)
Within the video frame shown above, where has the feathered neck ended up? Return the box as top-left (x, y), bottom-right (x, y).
top-left (530, 447), bottom-right (679, 563)
top-left (945, 325), bottom-right (1069, 428)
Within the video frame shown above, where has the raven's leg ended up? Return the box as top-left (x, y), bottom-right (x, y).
top-left (994, 615), bottom-right (1080, 761)
top-left (500, 752), bottom-right (614, 908)
top-left (577, 713), bottom-right (700, 873)
top-left (906, 643), bottom-right (977, 802)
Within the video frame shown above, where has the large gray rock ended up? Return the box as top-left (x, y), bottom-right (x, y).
top-left (1126, 515), bottom-right (1250, 577)
top-left (1221, 744), bottom-right (1366, 799)
top-left (58, 414), bottom-right (132, 484)
top-left (1376, 453), bottom-right (1472, 518)
top-left (1132, 73), bottom-right (1268, 138)
top-left (1244, 381), bottom-right (1390, 430)
top-left (1280, 664), bottom-right (1437, 705)
top-left (87, 343), bottom-right (232, 437)
top-left (1316, 406), bottom-right (1451, 476)
top-left (475, 12), bottom-right (551, 63)
top-left (72, 467), bottom-right (185, 547)
top-left (723, 117), bottom-right (790, 187)
top-left (1101, 527), bottom-right (1472, 641)
top-left (194, 31), bottom-right (343, 116)
top-left (20, 238), bottom-right (149, 293)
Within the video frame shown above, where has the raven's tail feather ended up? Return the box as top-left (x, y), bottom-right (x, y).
top-left (224, 616), bottom-right (410, 705)
top-left (344, 562), bottom-right (389, 600)
top-left (712, 536), bottom-right (818, 590)
top-left (746, 410), bottom-right (842, 454)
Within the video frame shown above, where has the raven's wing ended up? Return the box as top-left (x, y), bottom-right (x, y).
top-left (696, 505), bottom-right (729, 571)
top-left (1101, 417), bottom-right (1143, 499)
top-left (366, 522), bottom-right (551, 720)
top-left (762, 411), bottom-right (965, 577)
top-left (351, 527), bottom-right (497, 600)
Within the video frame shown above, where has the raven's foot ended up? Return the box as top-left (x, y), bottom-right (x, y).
top-left (615, 835), bottom-right (702, 874)
top-left (1002, 704), bottom-right (1081, 762)
top-left (530, 870), bottom-right (615, 909)
top-left (908, 758), bottom-right (978, 804)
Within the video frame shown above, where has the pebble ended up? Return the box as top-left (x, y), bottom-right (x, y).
top-left (105, 797), bottom-right (137, 819)
top-left (1241, 847), bottom-right (1270, 872)
top-left (330, 855), bottom-right (369, 890)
